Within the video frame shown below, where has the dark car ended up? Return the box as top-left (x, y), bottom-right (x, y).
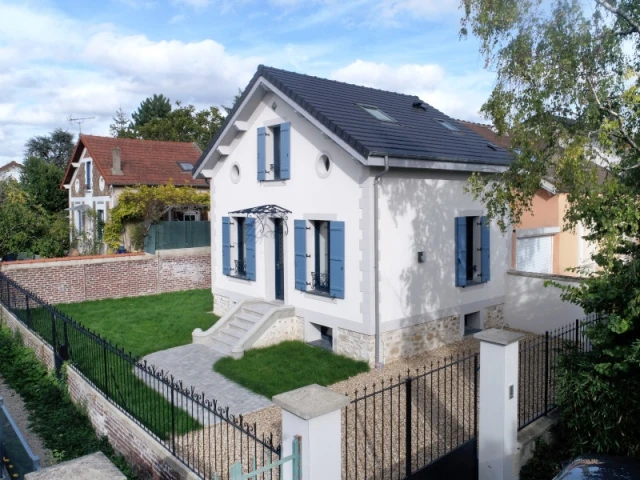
top-left (553, 456), bottom-right (640, 479)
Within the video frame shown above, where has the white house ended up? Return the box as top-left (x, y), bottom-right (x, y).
top-left (193, 66), bottom-right (512, 366)
top-left (0, 161), bottom-right (23, 182)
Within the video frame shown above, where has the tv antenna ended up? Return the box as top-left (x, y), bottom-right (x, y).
top-left (68, 114), bottom-right (95, 133)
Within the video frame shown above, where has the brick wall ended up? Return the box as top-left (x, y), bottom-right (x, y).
top-left (0, 306), bottom-right (198, 480)
top-left (0, 249), bottom-right (211, 305)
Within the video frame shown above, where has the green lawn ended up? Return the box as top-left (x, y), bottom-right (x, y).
top-left (58, 289), bottom-right (217, 357)
top-left (213, 341), bottom-right (370, 398)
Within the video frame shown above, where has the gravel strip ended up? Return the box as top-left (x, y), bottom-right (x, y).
top-left (0, 376), bottom-right (54, 468)
top-left (177, 329), bottom-right (543, 479)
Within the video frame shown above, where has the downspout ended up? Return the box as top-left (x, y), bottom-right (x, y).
top-left (373, 155), bottom-right (390, 368)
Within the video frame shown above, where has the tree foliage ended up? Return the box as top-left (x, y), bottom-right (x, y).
top-left (131, 93), bottom-right (171, 127)
top-left (20, 156), bottom-right (67, 213)
top-left (109, 96), bottom-right (223, 149)
top-left (461, 0), bottom-right (640, 455)
top-left (103, 184), bottom-right (210, 251)
top-left (0, 179), bottom-right (69, 258)
top-left (25, 128), bottom-right (75, 169)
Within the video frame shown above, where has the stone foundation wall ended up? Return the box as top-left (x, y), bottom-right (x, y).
top-left (380, 315), bottom-right (460, 364)
top-left (213, 294), bottom-right (230, 317)
top-left (252, 316), bottom-right (304, 349)
top-left (0, 249), bottom-right (211, 305)
top-left (484, 304), bottom-right (505, 329)
top-left (0, 305), bottom-right (198, 479)
top-left (335, 329), bottom-right (376, 365)
top-left (335, 314), bottom-right (461, 366)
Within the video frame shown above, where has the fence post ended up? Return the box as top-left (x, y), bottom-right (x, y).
top-left (273, 384), bottom-right (349, 480)
top-left (544, 331), bottom-right (550, 415)
top-left (475, 329), bottom-right (524, 480)
top-left (171, 387), bottom-right (176, 455)
top-left (25, 296), bottom-right (31, 329)
top-left (51, 311), bottom-right (60, 374)
top-left (103, 342), bottom-right (109, 398)
top-left (405, 377), bottom-right (412, 477)
top-left (575, 319), bottom-right (580, 346)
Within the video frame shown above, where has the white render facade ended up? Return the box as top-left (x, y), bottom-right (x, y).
top-left (197, 67), bottom-right (510, 365)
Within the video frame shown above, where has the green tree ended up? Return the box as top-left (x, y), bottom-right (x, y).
top-left (25, 128), bottom-right (75, 169)
top-left (131, 94), bottom-right (171, 127)
top-left (109, 107), bottom-right (136, 138)
top-left (20, 157), bottom-right (67, 213)
top-left (0, 180), bottom-right (69, 258)
top-left (223, 88), bottom-right (243, 115)
top-left (135, 102), bottom-right (223, 149)
top-left (461, 0), bottom-right (640, 455)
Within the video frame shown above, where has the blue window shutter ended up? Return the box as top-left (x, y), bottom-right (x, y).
top-left (257, 127), bottom-right (266, 181)
top-left (279, 122), bottom-right (291, 180)
top-left (480, 216), bottom-right (491, 283)
top-left (294, 220), bottom-right (307, 291)
top-left (329, 221), bottom-right (345, 299)
top-left (222, 217), bottom-right (231, 276)
top-left (455, 217), bottom-right (467, 287)
top-left (245, 218), bottom-right (256, 281)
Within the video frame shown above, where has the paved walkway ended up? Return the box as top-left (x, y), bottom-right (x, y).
top-left (141, 343), bottom-right (272, 424)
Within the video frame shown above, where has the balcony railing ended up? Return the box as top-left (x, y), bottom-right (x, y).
top-left (234, 259), bottom-right (246, 277)
top-left (311, 271), bottom-right (330, 292)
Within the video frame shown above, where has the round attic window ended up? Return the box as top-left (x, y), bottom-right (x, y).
top-left (316, 154), bottom-right (332, 178)
top-left (230, 163), bottom-right (241, 184)
top-left (99, 176), bottom-right (105, 191)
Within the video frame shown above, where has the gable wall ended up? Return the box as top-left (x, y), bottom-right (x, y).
top-left (376, 169), bottom-right (509, 339)
top-left (211, 91), bottom-right (369, 332)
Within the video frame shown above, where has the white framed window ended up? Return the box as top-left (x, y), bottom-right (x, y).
top-left (516, 235), bottom-right (553, 274)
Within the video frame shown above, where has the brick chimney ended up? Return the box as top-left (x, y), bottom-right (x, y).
top-left (111, 148), bottom-right (123, 175)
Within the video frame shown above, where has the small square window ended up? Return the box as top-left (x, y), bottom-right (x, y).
top-left (359, 105), bottom-right (397, 123)
top-left (178, 162), bottom-right (193, 172)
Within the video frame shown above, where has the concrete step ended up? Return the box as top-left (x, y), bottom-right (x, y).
top-left (227, 321), bottom-right (251, 334)
top-left (235, 312), bottom-right (262, 325)
top-left (220, 326), bottom-right (244, 340)
top-left (243, 302), bottom-right (276, 316)
top-left (210, 339), bottom-right (231, 355)
top-left (215, 331), bottom-right (238, 347)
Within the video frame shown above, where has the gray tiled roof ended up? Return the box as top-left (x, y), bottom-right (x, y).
top-left (195, 65), bottom-right (512, 173)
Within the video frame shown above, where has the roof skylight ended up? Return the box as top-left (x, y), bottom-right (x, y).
top-left (436, 119), bottom-right (460, 131)
top-left (359, 105), bottom-right (397, 123)
top-left (178, 162), bottom-right (193, 172)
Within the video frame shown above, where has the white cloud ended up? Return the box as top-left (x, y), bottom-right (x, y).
top-left (377, 0), bottom-right (460, 19)
top-left (331, 60), bottom-right (494, 122)
top-left (169, 13), bottom-right (186, 24)
top-left (171, 0), bottom-right (211, 8)
top-left (0, 2), bottom-right (261, 164)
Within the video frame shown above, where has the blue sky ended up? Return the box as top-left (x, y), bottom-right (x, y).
top-left (0, 0), bottom-right (495, 165)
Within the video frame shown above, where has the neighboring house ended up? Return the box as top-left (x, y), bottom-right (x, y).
top-left (61, 135), bottom-right (208, 252)
top-left (0, 161), bottom-right (23, 181)
top-left (459, 121), bottom-right (599, 275)
top-left (192, 65), bottom-right (513, 366)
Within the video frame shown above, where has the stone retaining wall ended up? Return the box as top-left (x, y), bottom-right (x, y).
top-left (252, 316), bottom-right (304, 349)
top-left (0, 248), bottom-right (211, 305)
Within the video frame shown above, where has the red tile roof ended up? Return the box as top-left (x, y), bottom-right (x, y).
top-left (0, 161), bottom-right (23, 173)
top-left (62, 135), bottom-right (207, 188)
top-left (457, 121), bottom-right (512, 150)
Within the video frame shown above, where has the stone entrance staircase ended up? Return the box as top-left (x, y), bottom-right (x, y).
top-left (192, 299), bottom-right (295, 358)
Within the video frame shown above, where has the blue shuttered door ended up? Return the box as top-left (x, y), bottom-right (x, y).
top-left (455, 217), bottom-right (467, 287)
top-left (222, 217), bottom-right (231, 276)
top-left (480, 216), bottom-right (491, 282)
top-left (294, 220), bottom-right (307, 291)
top-left (279, 122), bottom-right (291, 180)
top-left (257, 127), bottom-right (266, 181)
top-left (245, 218), bottom-right (256, 281)
top-left (329, 221), bottom-right (345, 299)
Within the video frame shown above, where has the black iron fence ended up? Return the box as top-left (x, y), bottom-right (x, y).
top-left (0, 273), bottom-right (280, 479)
top-left (518, 313), bottom-right (600, 430)
top-left (342, 352), bottom-right (479, 480)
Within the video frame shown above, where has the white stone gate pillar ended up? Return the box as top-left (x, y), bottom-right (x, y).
top-left (273, 384), bottom-right (349, 480)
top-left (475, 329), bottom-right (524, 480)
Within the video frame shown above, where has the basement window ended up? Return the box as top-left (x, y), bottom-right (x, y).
top-left (359, 105), bottom-right (397, 123)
